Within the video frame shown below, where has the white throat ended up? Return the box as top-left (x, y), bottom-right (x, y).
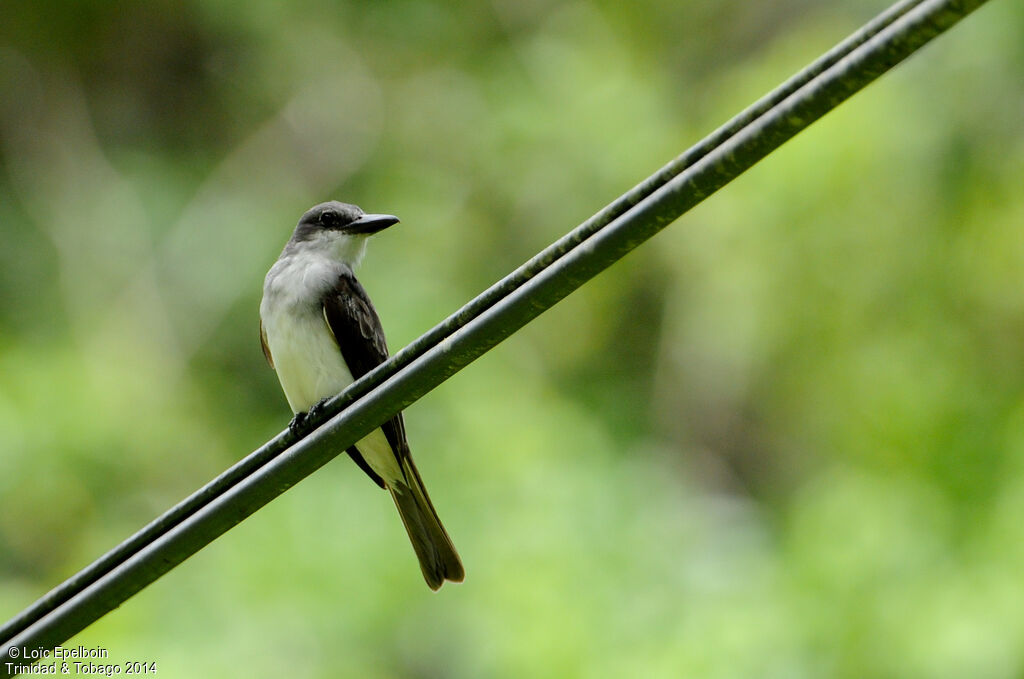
top-left (335, 232), bottom-right (369, 267)
top-left (298, 230), bottom-right (369, 268)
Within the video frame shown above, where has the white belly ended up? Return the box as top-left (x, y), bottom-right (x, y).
top-left (266, 310), bottom-right (352, 414)
top-left (262, 304), bottom-right (403, 484)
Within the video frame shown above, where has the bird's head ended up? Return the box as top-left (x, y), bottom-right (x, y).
top-left (289, 201), bottom-right (400, 266)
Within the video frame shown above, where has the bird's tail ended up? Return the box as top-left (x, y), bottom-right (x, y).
top-left (389, 454), bottom-right (464, 590)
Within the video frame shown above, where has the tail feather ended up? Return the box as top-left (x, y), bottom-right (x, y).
top-left (389, 455), bottom-right (464, 590)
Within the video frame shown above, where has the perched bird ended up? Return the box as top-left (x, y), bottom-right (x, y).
top-left (259, 201), bottom-right (464, 590)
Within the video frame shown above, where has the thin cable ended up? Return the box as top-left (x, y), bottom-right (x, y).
top-left (1, 0), bottom-right (989, 669)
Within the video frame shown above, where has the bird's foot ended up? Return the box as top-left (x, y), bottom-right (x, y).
top-left (308, 397), bottom-right (331, 422)
top-left (289, 397), bottom-right (332, 437)
top-left (288, 411), bottom-right (309, 437)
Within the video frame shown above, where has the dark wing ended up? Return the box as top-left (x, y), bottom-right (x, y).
top-left (322, 266), bottom-right (409, 489)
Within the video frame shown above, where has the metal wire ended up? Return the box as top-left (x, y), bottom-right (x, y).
top-left (1, 0), bottom-right (990, 670)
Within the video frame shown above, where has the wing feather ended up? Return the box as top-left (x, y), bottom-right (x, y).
top-left (259, 320), bottom-right (274, 368)
top-left (322, 266), bottom-right (409, 487)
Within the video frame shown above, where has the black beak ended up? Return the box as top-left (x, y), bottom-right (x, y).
top-left (344, 213), bottom-right (400, 234)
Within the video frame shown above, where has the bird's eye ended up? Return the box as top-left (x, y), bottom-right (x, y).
top-left (319, 211), bottom-right (339, 226)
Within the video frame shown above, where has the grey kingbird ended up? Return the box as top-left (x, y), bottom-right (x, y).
top-left (259, 201), bottom-right (464, 590)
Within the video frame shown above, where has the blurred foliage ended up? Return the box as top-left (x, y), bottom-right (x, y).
top-left (2, 0), bottom-right (1023, 677)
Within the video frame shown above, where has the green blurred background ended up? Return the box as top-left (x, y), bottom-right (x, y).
top-left (2, 0), bottom-right (1023, 676)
